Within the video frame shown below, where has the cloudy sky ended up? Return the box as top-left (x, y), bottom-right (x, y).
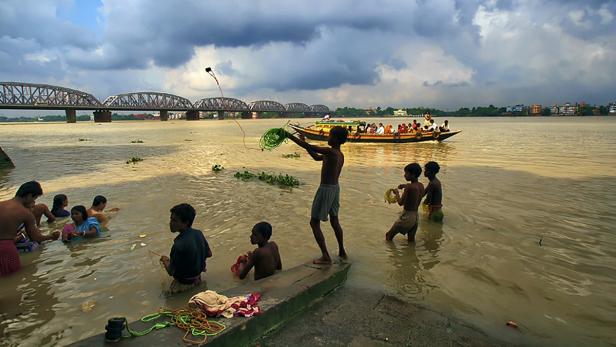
top-left (1, 0), bottom-right (615, 110)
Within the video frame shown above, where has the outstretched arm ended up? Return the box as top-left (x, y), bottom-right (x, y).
top-left (307, 149), bottom-right (324, 161)
top-left (285, 131), bottom-right (332, 155)
top-left (25, 213), bottom-right (59, 242)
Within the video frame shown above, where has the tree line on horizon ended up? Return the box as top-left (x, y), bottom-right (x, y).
top-left (1, 103), bottom-right (613, 122)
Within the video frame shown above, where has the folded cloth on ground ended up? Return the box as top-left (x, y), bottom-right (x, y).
top-left (188, 290), bottom-right (262, 318)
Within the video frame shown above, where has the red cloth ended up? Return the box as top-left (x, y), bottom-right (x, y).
top-left (231, 292), bottom-right (262, 317)
top-left (0, 239), bottom-right (21, 277)
top-left (230, 254), bottom-right (248, 275)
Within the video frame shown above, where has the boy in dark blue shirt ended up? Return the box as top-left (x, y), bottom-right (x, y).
top-left (160, 203), bottom-right (212, 291)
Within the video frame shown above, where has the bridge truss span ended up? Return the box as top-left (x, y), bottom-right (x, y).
top-left (0, 82), bottom-right (101, 109)
top-left (249, 100), bottom-right (286, 112)
top-left (285, 103), bottom-right (312, 113)
top-left (103, 92), bottom-right (193, 110)
top-left (194, 97), bottom-right (249, 112)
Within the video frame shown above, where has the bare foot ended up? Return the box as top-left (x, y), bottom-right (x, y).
top-left (313, 256), bottom-right (332, 265)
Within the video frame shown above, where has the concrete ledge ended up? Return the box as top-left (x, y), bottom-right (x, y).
top-left (70, 261), bottom-right (350, 347)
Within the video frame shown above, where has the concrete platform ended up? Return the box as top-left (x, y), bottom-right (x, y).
top-left (70, 261), bottom-right (350, 347)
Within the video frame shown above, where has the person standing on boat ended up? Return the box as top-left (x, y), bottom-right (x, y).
top-left (285, 127), bottom-right (348, 264)
top-left (423, 112), bottom-right (432, 128)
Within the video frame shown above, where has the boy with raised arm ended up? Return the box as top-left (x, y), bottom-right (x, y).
top-left (385, 163), bottom-right (425, 243)
top-left (285, 126), bottom-right (348, 264)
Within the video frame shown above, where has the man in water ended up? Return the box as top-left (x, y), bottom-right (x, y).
top-left (286, 126), bottom-right (348, 264)
top-left (87, 195), bottom-right (119, 228)
top-left (0, 181), bottom-right (60, 277)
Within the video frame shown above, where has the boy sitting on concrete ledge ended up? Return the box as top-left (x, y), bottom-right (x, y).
top-left (238, 222), bottom-right (282, 280)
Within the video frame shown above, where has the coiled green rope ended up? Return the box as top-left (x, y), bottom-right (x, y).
top-left (259, 127), bottom-right (288, 150)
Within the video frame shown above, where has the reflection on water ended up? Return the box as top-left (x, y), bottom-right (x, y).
top-left (1, 117), bottom-right (616, 346)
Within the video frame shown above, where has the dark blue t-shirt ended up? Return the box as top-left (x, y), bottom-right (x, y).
top-left (169, 228), bottom-right (210, 283)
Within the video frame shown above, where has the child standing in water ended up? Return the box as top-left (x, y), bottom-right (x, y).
top-left (423, 161), bottom-right (444, 222)
top-left (286, 126), bottom-right (348, 264)
top-left (237, 222), bottom-right (282, 280)
top-left (386, 163), bottom-right (425, 243)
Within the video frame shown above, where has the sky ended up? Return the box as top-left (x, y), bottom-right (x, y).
top-left (1, 0), bottom-right (615, 111)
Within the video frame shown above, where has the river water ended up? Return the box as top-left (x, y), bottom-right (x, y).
top-left (0, 117), bottom-right (615, 346)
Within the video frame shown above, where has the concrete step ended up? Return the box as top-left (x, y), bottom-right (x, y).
top-left (70, 261), bottom-right (351, 347)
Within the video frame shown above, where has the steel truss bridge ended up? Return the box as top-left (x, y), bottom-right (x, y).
top-left (0, 82), bottom-right (330, 121)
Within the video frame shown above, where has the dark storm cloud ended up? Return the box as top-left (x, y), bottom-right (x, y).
top-left (1, 0), bottom-right (615, 106)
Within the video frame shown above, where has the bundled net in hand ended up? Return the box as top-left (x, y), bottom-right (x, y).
top-left (384, 188), bottom-right (397, 204)
top-left (259, 128), bottom-right (287, 151)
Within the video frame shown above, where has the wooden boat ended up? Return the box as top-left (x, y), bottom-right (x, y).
top-left (289, 121), bottom-right (461, 143)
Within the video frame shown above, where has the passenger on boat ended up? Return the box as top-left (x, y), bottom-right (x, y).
top-left (411, 120), bottom-right (419, 131)
top-left (384, 124), bottom-right (393, 134)
top-left (376, 123), bottom-right (385, 135)
top-left (358, 123), bottom-right (366, 133)
top-left (423, 112), bottom-right (433, 127)
top-left (440, 120), bottom-right (450, 132)
top-left (399, 123), bottom-right (408, 133)
top-left (428, 119), bottom-right (439, 132)
top-left (51, 194), bottom-right (70, 218)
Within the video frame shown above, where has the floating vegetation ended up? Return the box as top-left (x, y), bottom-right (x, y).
top-left (282, 152), bottom-right (301, 158)
top-left (233, 170), bottom-right (256, 180)
top-left (78, 138), bottom-right (90, 142)
top-left (212, 164), bottom-right (224, 172)
top-left (234, 170), bottom-right (300, 187)
top-left (131, 139), bottom-right (144, 143)
top-left (126, 157), bottom-right (144, 164)
top-left (259, 128), bottom-right (287, 150)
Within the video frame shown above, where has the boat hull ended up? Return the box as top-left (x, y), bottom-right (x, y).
top-left (289, 125), bottom-right (461, 143)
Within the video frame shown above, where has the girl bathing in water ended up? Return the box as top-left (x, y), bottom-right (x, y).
top-left (62, 205), bottom-right (102, 241)
top-left (51, 194), bottom-right (70, 218)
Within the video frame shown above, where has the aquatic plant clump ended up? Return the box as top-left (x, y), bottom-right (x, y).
top-left (126, 157), bottom-right (144, 164)
top-left (282, 152), bottom-right (301, 158)
top-left (259, 128), bottom-right (287, 150)
top-left (212, 164), bottom-right (224, 172)
top-left (234, 170), bottom-right (300, 187)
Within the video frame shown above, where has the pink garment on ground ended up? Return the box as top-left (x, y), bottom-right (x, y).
top-left (188, 290), bottom-right (262, 318)
top-left (0, 239), bottom-right (21, 277)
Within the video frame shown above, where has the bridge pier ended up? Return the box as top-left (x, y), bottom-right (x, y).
top-left (241, 111), bottom-right (252, 119)
top-left (93, 110), bottom-right (112, 122)
top-left (159, 110), bottom-right (169, 121)
top-left (65, 109), bottom-right (76, 123)
top-left (186, 110), bottom-right (200, 121)
top-left (217, 111), bottom-right (225, 120)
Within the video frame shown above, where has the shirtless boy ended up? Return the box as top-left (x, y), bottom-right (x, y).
top-left (238, 222), bottom-right (282, 280)
top-left (286, 126), bottom-right (348, 264)
top-left (385, 163), bottom-right (425, 243)
top-left (0, 181), bottom-right (60, 277)
top-left (423, 161), bottom-right (444, 222)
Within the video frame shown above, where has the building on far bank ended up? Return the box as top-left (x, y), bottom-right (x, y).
top-left (506, 104), bottom-right (526, 114)
top-left (550, 105), bottom-right (559, 115)
top-left (530, 104), bottom-right (542, 116)
top-left (393, 109), bottom-right (407, 117)
top-left (609, 102), bottom-right (616, 114)
top-left (560, 102), bottom-right (577, 116)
